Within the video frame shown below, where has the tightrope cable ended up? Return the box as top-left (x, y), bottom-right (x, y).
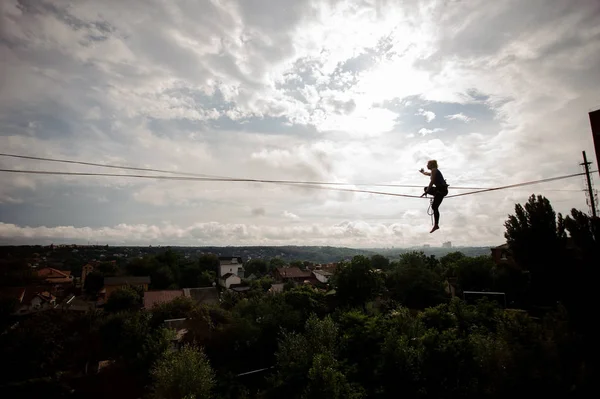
top-left (0, 169), bottom-right (428, 199)
top-left (446, 171), bottom-right (597, 198)
top-left (0, 152), bottom-right (495, 190)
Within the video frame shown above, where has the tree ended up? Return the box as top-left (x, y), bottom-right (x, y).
top-left (150, 344), bottom-right (215, 399)
top-left (0, 259), bottom-right (36, 287)
top-left (151, 266), bottom-right (176, 290)
top-left (100, 311), bottom-right (174, 381)
top-left (250, 276), bottom-right (275, 292)
top-left (180, 264), bottom-right (201, 287)
top-left (504, 194), bottom-right (566, 266)
top-left (156, 248), bottom-right (179, 268)
top-left (84, 271), bottom-right (104, 295)
top-left (302, 353), bottom-right (364, 399)
top-left (386, 254), bottom-right (447, 309)
top-left (128, 256), bottom-right (160, 277)
top-left (96, 261), bottom-right (119, 276)
top-left (563, 208), bottom-right (600, 260)
top-left (560, 209), bottom-right (599, 341)
top-left (198, 254), bottom-right (219, 274)
top-left (332, 255), bottom-right (382, 308)
top-left (371, 254), bottom-right (390, 271)
top-left (198, 271), bottom-right (216, 287)
top-left (455, 256), bottom-right (494, 291)
top-left (104, 286), bottom-right (142, 313)
top-left (0, 297), bottom-right (18, 330)
top-left (504, 194), bottom-right (566, 304)
top-left (269, 257), bottom-right (287, 269)
top-left (151, 296), bottom-right (197, 327)
top-left (244, 259), bottom-right (269, 277)
top-left (0, 310), bottom-right (76, 383)
top-left (270, 315), bottom-right (340, 397)
top-left (397, 251), bottom-right (439, 270)
top-left (439, 251), bottom-right (467, 277)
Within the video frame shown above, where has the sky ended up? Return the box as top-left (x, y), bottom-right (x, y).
top-left (1, 0), bottom-right (600, 248)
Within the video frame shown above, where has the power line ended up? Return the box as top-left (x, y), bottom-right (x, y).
top-left (446, 171), bottom-right (597, 198)
top-left (0, 152), bottom-right (494, 190)
top-left (0, 168), bottom-right (593, 200)
top-left (0, 168), bottom-right (428, 199)
top-left (0, 152), bottom-right (225, 178)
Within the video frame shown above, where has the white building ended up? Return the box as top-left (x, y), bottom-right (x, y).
top-left (219, 273), bottom-right (241, 289)
top-left (312, 270), bottom-right (333, 284)
top-left (218, 256), bottom-right (244, 278)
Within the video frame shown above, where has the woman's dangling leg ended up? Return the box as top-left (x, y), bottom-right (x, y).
top-left (430, 194), bottom-right (444, 232)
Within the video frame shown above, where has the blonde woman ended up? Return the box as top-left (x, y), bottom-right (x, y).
top-left (419, 160), bottom-right (448, 233)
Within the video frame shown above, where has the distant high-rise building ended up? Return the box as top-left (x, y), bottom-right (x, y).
top-left (443, 241), bottom-right (452, 248)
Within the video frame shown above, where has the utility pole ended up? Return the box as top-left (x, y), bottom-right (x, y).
top-left (581, 151), bottom-right (597, 218)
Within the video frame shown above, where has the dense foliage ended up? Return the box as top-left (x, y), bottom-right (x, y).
top-left (0, 195), bottom-right (596, 398)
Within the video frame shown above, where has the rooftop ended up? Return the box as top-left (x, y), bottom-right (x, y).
top-left (143, 290), bottom-right (184, 309)
top-left (183, 287), bottom-right (219, 305)
top-left (219, 256), bottom-right (243, 265)
top-left (276, 267), bottom-right (312, 279)
top-left (104, 276), bottom-right (151, 285)
top-left (37, 267), bottom-right (71, 279)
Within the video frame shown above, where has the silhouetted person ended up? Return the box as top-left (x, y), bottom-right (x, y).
top-left (420, 160), bottom-right (448, 233)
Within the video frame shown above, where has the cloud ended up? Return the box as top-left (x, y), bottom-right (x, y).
top-left (0, 219), bottom-right (486, 247)
top-left (418, 127), bottom-right (445, 136)
top-left (283, 211), bottom-right (300, 220)
top-left (1, 0), bottom-right (599, 248)
top-left (417, 108), bottom-right (436, 122)
top-left (445, 113), bottom-right (475, 123)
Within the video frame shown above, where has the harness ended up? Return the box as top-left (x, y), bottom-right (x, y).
top-left (421, 182), bottom-right (450, 226)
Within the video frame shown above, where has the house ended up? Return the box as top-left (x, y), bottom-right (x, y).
top-left (230, 284), bottom-right (250, 293)
top-left (219, 273), bottom-right (241, 288)
top-left (490, 243), bottom-right (518, 268)
top-left (143, 290), bottom-right (184, 310)
top-left (29, 291), bottom-right (56, 311)
top-left (268, 283), bottom-right (285, 294)
top-left (103, 276), bottom-right (150, 298)
top-left (315, 263), bottom-right (339, 275)
top-left (218, 256), bottom-right (244, 278)
top-left (81, 263), bottom-right (96, 288)
top-left (312, 269), bottom-right (333, 284)
top-left (2, 286), bottom-right (63, 314)
top-left (61, 295), bottom-right (95, 312)
top-left (183, 287), bottom-right (219, 306)
top-left (141, 287), bottom-right (220, 310)
top-left (36, 267), bottom-right (74, 285)
top-left (274, 267), bottom-right (313, 283)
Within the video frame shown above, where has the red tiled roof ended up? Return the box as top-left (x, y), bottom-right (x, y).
top-left (143, 290), bottom-right (184, 309)
top-left (47, 277), bottom-right (73, 284)
top-left (37, 268), bottom-right (71, 279)
top-left (276, 267), bottom-right (312, 279)
top-left (36, 291), bottom-right (56, 303)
